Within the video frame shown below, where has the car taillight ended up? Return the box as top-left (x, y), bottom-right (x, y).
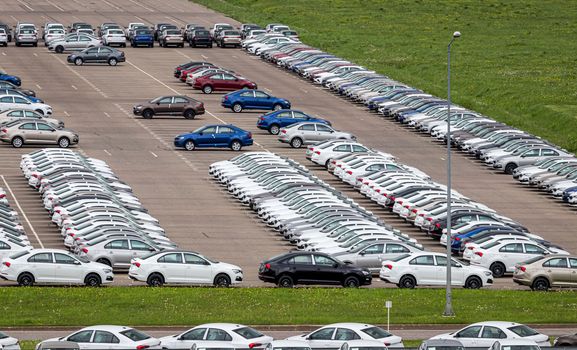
top-left (81, 248), bottom-right (88, 253)
top-left (435, 223), bottom-right (441, 228)
top-left (31, 174), bottom-right (39, 178)
top-left (363, 181), bottom-right (369, 185)
top-left (0, 194), bottom-right (5, 199)
top-left (133, 262), bottom-right (141, 268)
top-left (390, 196), bottom-right (395, 201)
top-left (411, 209), bottom-right (418, 213)
top-left (247, 132), bottom-right (252, 138)
top-left (404, 205), bottom-right (409, 208)
top-left (475, 252), bottom-right (483, 257)
top-left (346, 170), bottom-right (352, 175)
top-left (281, 130), bottom-right (287, 134)
top-left (454, 237), bottom-right (461, 241)
top-left (224, 96), bottom-right (228, 101)
top-left (249, 343), bottom-right (262, 349)
top-left (426, 217), bottom-right (433, 222)
top-left (375, 189), bottom-right (381, 193)
top-left (384, 264), bottom-right (392, 269)
top-left (397, 201), bottom-right (403, 205)
top-left (260, 117), bottom-right (265, 121)
top-left (331, 160), bottom-right (337, 164)
top-left (315, 151), bottom-right (320, 155)
top-left (0, 128), bottom-right (7, 133)
top-left (68, 233), bottom-right (75, 237)
top-left (467, 246), bottom-right (474, 250)
top-left (2, 261), bottom-right (10, 267)
top-left (519, 266), bottom-right (526, 272)
top-left (136, 346), bottom-right (149, 350)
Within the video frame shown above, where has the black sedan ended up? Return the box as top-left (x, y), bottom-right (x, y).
top-left (67, 46), bottom-right (125, 66)
top-left (258, 252), bottom-right (372, 288)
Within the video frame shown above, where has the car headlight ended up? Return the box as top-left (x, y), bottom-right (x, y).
top-left (362, 270), bottom-right (370, 275)
top-left (232, 269), bottom-right (242, 274)
top-left (484, 271), bottom-right (492, 276)
top-left (104, 268), bottom-right (113, 273)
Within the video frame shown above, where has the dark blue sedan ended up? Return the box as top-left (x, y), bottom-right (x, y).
top-left (257, 109), bottom-right (331, 135)
top-left (174, 124), bottom-right (253, 151)
top-left (221, 89), bottom-right (290, 113)
top-left (0, 71), bottom-right (21, 87)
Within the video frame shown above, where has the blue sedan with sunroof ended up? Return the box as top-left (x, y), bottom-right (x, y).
top-left (221, 89), bottom-right (291, 113)
top-left (257, 109), bottom-right (331, 135)
top-left (174, 124), bottom-right (253, 151)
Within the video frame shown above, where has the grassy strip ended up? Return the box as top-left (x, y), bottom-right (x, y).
top-left (191, 0), bottom-right (577, 153)
top-left (1, 287), bottom-right (576, 326)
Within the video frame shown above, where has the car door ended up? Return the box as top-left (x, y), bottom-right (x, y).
top-left (36, 122), bottom-right (58, 143)
top-left (332, 328), bottom-right (361, 349)
top-left (435, 255), bottom-right (465, 285)
top-left (26, 252), bottom-right (54, 282)
top-left (16, 122), bottom-right (37, 143)
top-left (205, 328), bottom-right (232, 342)
top-left (382, 243), bottom-right (410, 261)
top-left (214, 126), bottom-right (234, 147)
top-left (209, 73), bottom-right (225, 89)
top-left (298, 124), bottom-right (317, 143)
top-left (97, 47), bottom-right (113, 63)
top-left (286, 254), bottom-right (315, 282)
top-left (183, 253), bottom-right (213, 283)
top-left (83, 47), bottom-right (100, 63)
top-left (78, 35), bottom-right (92, 49)
top-left (477, 326), bottom-right (507, 348)
top-left (274, 111), bottom-right (292, 127)
top-left (315, 124), bottom-right (335, 142)
top-left (452, 325), bottom-right (482, 347)
top-left (222, 73), bottom-right (241, 90)
top-left (0, 96), bottom-right (14, 111)
top-left (155, 96), bottom-right (173, 114)
top-left (171, 96), bottom-right (189, 115)
top-left (254, 90), bottom-right (272, 109)
top-left (306, 328), bottom-right (336, 350)
top-left (312, 254), bottom-right (342, 284)
top-left (156, 252), bottom-right (187, 283)
top-left (129, 240), bottom-right (155, 263)
top-left (237, 90), bottom-right (255, 108)
top-left (542, 257), bottom-right (572, 286)
top-left (498, 243), bottom-right (525, 272)
top-left (355, 243), bottom-right (385, 269)
top-left (195, 125), bottom-right (218, 147)
top-left (92, 330), bottom-right (121, 350)
top-left (175, 328), bottom-right (207, 349)
top-left (66, 330), bottom-right (95, 349)
top-left (103, 239), bottom-right (131, 267)
top-left (13, 96), bottom-right (31, 110)
top-left (53, 252), bottom-right (83, 283)
top-left (65, 36), bottom-right (79, 50)
top-left (408, 255), bottom-right (436, 284)
top-left (522, 243), bottom-right (547, 266)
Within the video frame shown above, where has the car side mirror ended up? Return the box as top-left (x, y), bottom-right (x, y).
top-left (156, 102), bottom-right (160, 105)
top-left (50, 129), bottom-right (56, 132)
top-left (199, 132), bottom-right (203, 135)
top-left (359, 251), bottom-right (365, 256)
top-left (74, 260), bottom-right (81, 265)
top-left (148, 247), bottom-right (155, 251)
top-left (332, 262), bottom-right (339, 268)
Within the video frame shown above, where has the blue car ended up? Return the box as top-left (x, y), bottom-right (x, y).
top-left (0, 88), bottom-right (43, 103)
top-left (221, 89), bottom-right (291, 113)
top-left (256, 109), bottom-right (331, 135)
top-left (174, 124), bottom-right (253, 151)
top-left (131, 29), bottom-right (154, 47)
top-left (0, 72), bottom-right (21, 87)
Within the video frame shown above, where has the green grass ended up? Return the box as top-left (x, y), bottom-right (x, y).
top-left (192, 0), bottom-right (577, 153)
top-left (1, 287), bottom-right (576, 326)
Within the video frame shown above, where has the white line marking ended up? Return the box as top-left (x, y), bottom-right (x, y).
top-left (104, 112), bottom-right (111, 118)
top-left (103, 150), bottom-right (112, 156)
top-left (125, 0), bottom-right (154, 12)
top-left (10, 16), bottom-right (18, 22)
top-left (63, 111), bottom-right (70, 116)
top-left (33, 53), bottom-right (38, 57)
top-left (232, 55), bottom-right (238, 58)
top-left (71, 85), bottom-right (78, 90)
top-left (1, 53), bottom-right (6, 56)
top-left (35, 84), bottom-right (42, 90)
top-left (201, 54), bottom-right (208, 59)
top-left (44, 0), bottom-right (64, 11)
top-left (101, 0), bottom-right (124, 12)
top-left (165, 16), bottom-right (185, 25)
top-left (134, 16), bottom-right (146, 22)
top-left (15, 0), bottom-right (34, 11)
top-left (441, 157), bottom-right (446, 160)
top-left (264, 88), bottom-right (273, 93)
top-left (175, 51), bottom-right (192, 60)
top-left (1, 175), bottom-right (44, 248)
top-left (51, 55), bottom-right (108, 98)
top-left (150, 151), bottom-right (158, 158)
top-left (300, 88), bottom-right (308, 93)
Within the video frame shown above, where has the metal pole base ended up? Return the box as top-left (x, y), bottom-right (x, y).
top-left (442, 308), bottom-right (456, 317)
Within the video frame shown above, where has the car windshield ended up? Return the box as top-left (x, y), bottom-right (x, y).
top-left (120, 329), bottom-right (151, 341)
top-left (233, 327), bottom-right (263, 339)
top-left (508, 325), bottom-right (540, 337)
top-left (362, 326), bottom-right (393, 338)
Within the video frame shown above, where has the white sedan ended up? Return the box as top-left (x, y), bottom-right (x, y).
top-left (267, 340), bottom-right (311, 350)
top-left (0, 94), bottom-right (52, 116)
top-left (286, 323), bottom-right (404, 348)
top-left (0, 237), bottom-right (32, 260)
top-left (36, 325), bottom-right (161, 350)
top-left (0, 331), bottom-right (21, 350)
top-left (0, 248), bottom-right (113, 286)
top-left (431, 321), bottom-right (550, 348)
top-left (129, 251), bottom-right (243, 287)
top-left (102, 29), bottom-right (126, 47)
top-left (379, 252), bottom-right (493, 289)
top-left (159, 323), bottom-right (273, 350)
top-left (310, 142), bottom-right (371, 167)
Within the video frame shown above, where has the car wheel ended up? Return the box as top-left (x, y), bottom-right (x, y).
top-left (202, 85), bottom-right (213, 94)
top-left (290, 137), bottom-right (303, 149)
top-left (464, 276), bottom-right (482, 289)
top-left (343, 276), bottom-right (360, 288)
top-left (58, 137), bottom-right (70, 148)
top-left (96, 258), bottom-right (111, 266)
top-left (213, 273), bottom-right (231, 287)
top-left (74, 57), bottom-right (83, 66)
top-left (273, 104), bottom-right (283, 111)
top-left (184, 140), bottom-right (195, 151)
top-left (33, 42), bottom-right (37, 47)
top-left (209, 44), bottom-right (213, 48)
top-left (131, 42), bottom-right (135, 47)
top-left (399, 275), bottom-right (416, 289)
top-left (277, 275), bottom-right (294, 288)
top-left (15, 42), bottom-right (20, 47)
top-left (122, 43), bottom-right (126, 48)
top-left (147, 273), bottom-right (164, 287)
top-left (325, 158), bottom-right (333, 168)
top-left (108, 58), bottom-right (118, 66)
top-left (531, 277), bottom-right (550, 291)
top-left (84, 273), bottom-right (102, 287)
top-left (142, 109), bottom-right (154, 119)
top-left (17, 273), bottom-right (34, 286)
top-left (55, 45), bottom-right (64, 53)
top-left (505, 163), bottom-right (517, 175)
top-left (183, 109), bottom-right (195, 119)
top-left (490, 262), bottom-right (506, 278)
top-left (11, 136), bottom-right (24, 148)
top-left (232, 103), bottom-right (243, 113)
top-left (230, 140), bottom-right (242, 151)
top-left (269, 124), bottom-right (280, 135)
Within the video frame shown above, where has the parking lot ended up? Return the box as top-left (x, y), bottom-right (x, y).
top-left (1, 0), bottom-right (576, 287)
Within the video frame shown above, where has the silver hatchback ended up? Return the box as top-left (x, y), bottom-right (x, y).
top-left (77, 237), bottom-right (159, 269)
top-left (278, 122), bottom-right (355, 148)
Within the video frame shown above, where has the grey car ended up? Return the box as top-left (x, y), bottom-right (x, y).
top-left (48, 34), bottom-right (101, 53)
top-left (0, 120), bottom-right (78, 148)
top-left (494, 147), bottom-right (571, 174)
top-left (278, 122), bottom-right (355, 148)
top-left (332, 240), bottom-right (422, 273)
top-left (67, 46), bottom-right (125, 66)
top-left (77, 237), bottom-right (159, 268)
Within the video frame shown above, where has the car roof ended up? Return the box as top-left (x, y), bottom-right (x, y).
top-left (194, 323), bottom-right (246, 330)
top-left (81, 325), bottom-right (135, 332)
top-left (469, 321), bottom-right (521, 327)
top-left (322, 323), bottom-right (375, 329)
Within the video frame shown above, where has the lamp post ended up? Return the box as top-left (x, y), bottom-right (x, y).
top-left (444, 30), bottom-right (460, 317)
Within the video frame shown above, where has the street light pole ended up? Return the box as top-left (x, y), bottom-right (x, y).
top-left (444, 31), bottom-right (460, 317)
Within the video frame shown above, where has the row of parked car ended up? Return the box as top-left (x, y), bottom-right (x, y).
top-left (3, 320), bottom-right (574, 350)
top-left (0, 188), bottom-right (32, 261)
top-left (239, 29), bottom-right (577, 209)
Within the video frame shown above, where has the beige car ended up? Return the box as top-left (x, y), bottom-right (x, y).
top-left (0, 109), bottom-right (64, 127)
top-left (513, 254), bottom-right (577, 291)
top-left (0, 120), bottom-right (78, 148)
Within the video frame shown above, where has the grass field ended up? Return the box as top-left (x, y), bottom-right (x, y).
top-left (192, 0), bottom-right (577, 153)
top-left (1, 287), bottom-right (576, 326)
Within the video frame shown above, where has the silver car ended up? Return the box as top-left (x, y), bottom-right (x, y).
top-left (77, 237), bottom-right (159, 268)
top-left (48, 34), bottom-right (102, 53)
top-left (278, 122), bottom-right (355, 148)
top-left (332, 240), bottom-right (422, 273)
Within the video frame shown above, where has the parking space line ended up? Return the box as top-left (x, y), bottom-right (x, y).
top-left (51, 55), bottom-right (109, 98)
top-left (134, 16), bottom-right (146, 23)
top-left (1, 53), bottom-right (6, 56)
top-left (125, 0), bottom-right (154, 12)
top-left (101, 0), bottom-right (124, 12)
top-left (0, 175), bottom-right (44, 249)
top-left (103, 150), bottom-right (112, 156)
top-left (63, 111), bottom-right (70, 116)
top-left (15, 0), bottom-right (34, 11)
top-left (44, 0), bottom-right (64, 11)
top-left (201, 54), bottom-right (208, 59)
top-left (150, 151), bottom-right (158, 158)
top-left (104, 112), bottom-right (111, 118)
top-left (165, 16), bottom-right (185, 25)
top-left (71, 85), bottom-right (78, 90)
top-left (33, 53), bottom-right (38, 57)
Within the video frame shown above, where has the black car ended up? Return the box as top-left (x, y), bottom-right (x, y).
top-left (258, 252), bottom-right (372, 288)
top-left (67, 46), bottom-right (125, 66)
top-left (188, 29), bottom-right (212, 48)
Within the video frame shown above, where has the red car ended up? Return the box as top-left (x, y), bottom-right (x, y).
top-left (193, 72), bottom-right (257, 94)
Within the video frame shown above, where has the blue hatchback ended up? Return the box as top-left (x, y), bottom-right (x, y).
top-left (221, 89), bottom-right (291, 113)
top-left (0, 72), bottom-right (21, 87)
top-left (174, 124), bottom-right (253, 151)
top-left (256, 109), bottom-right (331, 135)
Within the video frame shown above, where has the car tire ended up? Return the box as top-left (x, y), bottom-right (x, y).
top-left (505, 163), bottom-right (517, 175)
top-left (230, 140), bottom-right (242, 151)
top-left (108, 58), bottom-right (118, 66)
top-left (58, 137), bottom-right (70, 148)
top-left (17, 272), bottom-right (34, 286)
top-left (268, 124), bottom-right (280, 135)
top-left (325, 158), bottom-right (333, 168)
top-left (202, 85), bottom-right (213, 94)
top-left (232, 103), bottom-right (243, 113)
top-left (15, 42), bottom-right (20, 47)
top-left (290, 137), bottom-right (303, 149)
top-left (213, 273), bottom-right (231, 287)
top-left (343, 275), bottom-right (360, 288)
top-left (183, 109), bottom-right (195, 119)
top-left (531, 277), bottom-right (550, 291)
top-left (142, 109), bottom-right (154, 119)
top-left (147, 273), bottom-right (164, 287)
top-left (55, 45), bottom-right (64, 53)
top-left (84, 273), bottom-right (102, 287)
top-left (399, 275), bottom-right (416, 289)
top-left (184, 140), bottom-right (195, 151)
top-left (131, 42), bottom-right (135, 47)
top-left (96, 258), bottom-right (111, 266)
top-left (122, 43), bottom-right (126, 48)
top-left (33, 42), bottom-right (38, 47)
top-left (74, 57), bottom-right (83, 66)
top-left (490, 262), bottom-right (506, 278)
top-left (11, 136), bottom-right (24, 148)
top-left (273, 104), bottom-right (283, 111)
top-left (277, 275), bottom-right (294, 288)
top-left (209, 44), bottom-right (213, 48)
top-left (464, 276), bottom-right (482, 289)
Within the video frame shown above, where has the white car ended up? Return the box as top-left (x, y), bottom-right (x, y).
top-left (0, 95), bottom-right (53, 116)
top-left (159, 323), bottom-right (273, 350)
top-left (0, 238), bottom-right (32, 260)
top-left (0, 331), bottom-right (21, 350)
top-left (490, 339), bottom-right (541, 350)
top-left (129, 250), bottom-right (243, 287)
top-left (379, 252), bottom-right (493, 289)
top-left (102, 29), bottom-right (126, 47)
top-left (267, 340), bottom-right (311, 350)
top-left (0, 28), bottom-right (8, 47)
top-left (431, 321), bottom-right (550, 348)
top-left (44, 28), bottom-right (66, 45)
top-left (341, 340), bottom-right (390, 350)
top-left (468, 240), bottom-right (568, 277)
top-left (0, 248), bottom-right (114, 286)
top-left (310, 142), bottom-right (372, 167)
top-left (286, 323), bottom-right (404, 348)
top-left (36, 325), bottom-right (161, 350)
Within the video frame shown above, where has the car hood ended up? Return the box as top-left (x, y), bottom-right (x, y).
top-left (214, 261), bottom-right (242, 270)
top-left (286, 334), bottom-right (308, 341)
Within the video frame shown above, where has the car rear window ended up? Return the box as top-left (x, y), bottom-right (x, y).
top-left (507, 325), bottom-right (539, 337)
top-left (196, 30), bottom-right (210, 36)
top-left (166, 30), bottom-right (181, 35)
top-left (481, 241), bottom-right (500, 250)
top-left (361, 326), bottom-right (392, 338)
top-left (223, 31), bottom-right (240, 36)
top-left (10, 250), bottom-right (30, 259)
top-left (136, 30), bottom-right (151, 35)
top-left (0, 331), bottom-right (7, 339)
top-left (120, 329), bottom-right (151, 341)
top-left (390, 254), bottom-right (410, 262)
top-left (233, 327), bottom-right (264, 339)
